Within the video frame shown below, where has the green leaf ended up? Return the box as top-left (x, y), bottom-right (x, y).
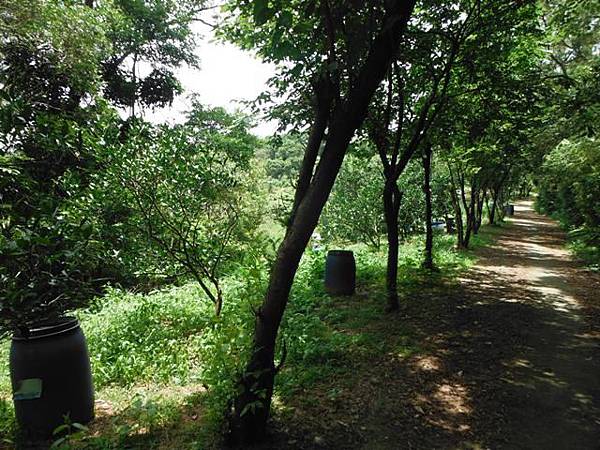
top-left (50, 437), bottom-right (66, 449)
top-left (253, 0), bottom-right (273, 26)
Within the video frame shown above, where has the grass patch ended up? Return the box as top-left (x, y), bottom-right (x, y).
top-left (81, 284), bottom-right (213, 388)
top-left (273, 230), bottom-right (483, 405)
top-left (536, 199), bottom-right (600, 270)
top-left (0, 339), bottom-right (13, 446)
top-left (0, 228), bottom-right (489, 448)
top-left (568, 239), bottom-right (600, 271)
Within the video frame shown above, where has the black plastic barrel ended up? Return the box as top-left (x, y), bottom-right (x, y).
top-left (504, 204), bottom-right (515, 216)
top-left (325, 250), bottom-right (356, 295)
top-left (10, 317), bottom-right (94, 437)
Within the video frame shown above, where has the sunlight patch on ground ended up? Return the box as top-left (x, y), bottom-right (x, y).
top-left (84, 383), bottom-right (207, 441)
top-left (509, 217), bottom-right (550, 228)
top-left (433, 383), bottom-right (471, 416)
top-left (94, 399), bottom-right (116, 418)
top-left (501, 360), bottom-right (567, 389)
top-left (534, 289), bottom-right (581, 313)
top-left (477, 206), bottom-right (583, 315)
top-left (415, 382), bottom-right (473, 433)
top-left (506, 358), bottom-right (532, 368)
top-left (573, 392), bottom-right (594, 406)
top-left (412, 355), bottom-right (442, 372)
top-left (533, 372), bottom-right (568, 388)
top-left (526, 264), bottom-right (581, 313)
top-left (498, 298), bottom-right (522, 303)
top-left (575, 331), bottom-right (600, 340)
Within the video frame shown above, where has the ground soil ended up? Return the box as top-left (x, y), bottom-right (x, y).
top-left (259, 200), bottom-right (600, 450)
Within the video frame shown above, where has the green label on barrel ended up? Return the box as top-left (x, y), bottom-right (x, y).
top-left (13, 378), bottom-right (42, 400)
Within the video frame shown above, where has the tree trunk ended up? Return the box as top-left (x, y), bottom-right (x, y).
top-left (472, 190), bottom-right (480, 234)
top-left (229, 113), bottom-right (352, 444)
top-left (473, 188), bottom-right (486, 235)
top-left (288, 77), bottom-right (334, 225)
top-left (462, 184), bottom-right (477, 248)
top-left (227, 2), bottom-right (417, 443)
top-left (383, 181), bottom-right (401, 311)
top-left (451, 190), bottom-right (465, 249)
top-left (490, 169), bottom-right (510, 225)
top-left (464, 207), bottom-right (473, 248)
top-left (486, 188), bottom-right (496, 225)
top-left (422, 144), bottom-right (434, 269)
top-left (464, 222), bottom-right (472, 248)
top-left (490, 187), bottom-right (500, 225)
top-left (457, 173), bottom-right (469, 249)
top-left (448, 168), bottom-right (465, 249)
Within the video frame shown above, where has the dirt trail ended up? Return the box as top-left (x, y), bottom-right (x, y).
top-left (453, 200), bottom-right (600, 449)
top-left (265, 200), bottom-right (600, 450)
top-left (359, 200), bottom-right (600, 449)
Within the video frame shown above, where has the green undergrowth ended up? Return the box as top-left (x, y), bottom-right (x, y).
top-left (274, 231), bottom-right (484, 403)
top-left (535, 200), bottom-right (600, 270)
top-left (0, 340), bottom-right (12, 445)
top-left (0, 230), bottom-right (489, 448)
top-left (567, 239), bottom-right (600, 271)
top-left (81, 285), bottom-right (214, 388)
top-left (554, 216), bottom-right (600, 270)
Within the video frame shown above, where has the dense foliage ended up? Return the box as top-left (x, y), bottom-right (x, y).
top-left (535, 0), bottom-right (600, 266)
top-left (0, 0), bottom-right (113, 332)
top-left (0, 0), bottom-right (598, 446)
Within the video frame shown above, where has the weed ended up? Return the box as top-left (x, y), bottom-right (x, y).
top-left (0, 228), bottom-right (485, 447)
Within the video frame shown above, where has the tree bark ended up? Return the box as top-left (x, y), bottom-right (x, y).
top-left (448, 164), bottom-right (466, 249)
top-left (366, 17), bottom-right (460, 311)
top-left (473, 188), bottom-right (486, 235)
top-left (422, 143), bottom-right (434, 269)
top-left (489, 169), bottom-right (509, 225)
top-left (461, 183), bottom-right (475, 249)
top-left (486, 191), bottom-right (495, 225)
top-left (288, 76), bottom-right (335, 225)
top-left (383, 181), bottom-right (402, 311)
top-left (227, 2), bottom-right (417, 444)
top-left (452, 192), bottom-right (465, 248)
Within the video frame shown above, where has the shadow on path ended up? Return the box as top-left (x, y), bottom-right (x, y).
top-left (355, 200), bottom-right (600, 449)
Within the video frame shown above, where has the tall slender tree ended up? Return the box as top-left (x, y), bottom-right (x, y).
top-left (422, 142), bottom-right (435, 270)
top-left (364, 0), bottom-right (485, 310)
top-left (221, 0), bottom-right (417, 442)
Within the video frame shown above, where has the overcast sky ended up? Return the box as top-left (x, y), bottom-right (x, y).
top-left (144, 22), bottom-right (278, 137)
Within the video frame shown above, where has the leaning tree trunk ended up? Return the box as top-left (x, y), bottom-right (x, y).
top-left (422, 143), bottom-right (434, 269)
top-left (383, 181), bottom-right (402, 311)
top-left (227, 2), bottom-right (417, 444)
top-left (230, 115), bottom-right (355, 444)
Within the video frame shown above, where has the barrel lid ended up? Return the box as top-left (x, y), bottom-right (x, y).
top-left (13, 317), bottom-right (80, 341)
top-left (328, 249), bottom-right (354, 256)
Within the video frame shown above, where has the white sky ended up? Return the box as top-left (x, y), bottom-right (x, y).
top-left (144, 22), bottom-right (278, 137)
